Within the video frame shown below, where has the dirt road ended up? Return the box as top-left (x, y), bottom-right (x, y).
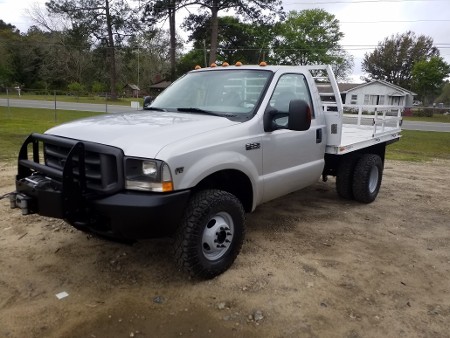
top-left (0, 159), bottom-right (449, 338)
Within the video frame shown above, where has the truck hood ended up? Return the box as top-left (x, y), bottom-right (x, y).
top-left (46, 111), bottom-right (239, 158)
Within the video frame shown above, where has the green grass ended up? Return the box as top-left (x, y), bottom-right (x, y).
top-left (386, 130), bottom-right (450, 161)
top-left (1, 107), bottom-right (449, 163)
top-left (0, 93), bottom-right (139, 106)
top-left (403, 114), bottom-right (450, 123)
top-left (0, 107), bottom-right (102, 161)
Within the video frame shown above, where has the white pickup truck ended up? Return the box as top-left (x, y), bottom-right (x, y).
top-left (11, 64), bottom-right (402, 278)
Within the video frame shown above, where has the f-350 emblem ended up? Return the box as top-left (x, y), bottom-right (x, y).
top-left (245, 143), bottom-right (260, 151)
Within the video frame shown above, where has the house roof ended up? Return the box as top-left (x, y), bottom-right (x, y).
top-left (317, 83), bottom-right (361, 94)
top-left (150, 81), bottom-right (171, 89)
top-left (338, 83), bottom-right (362, 92)
top-left (343, 80), bottom-right (417, 96)
top-left (123, 83), bottom-right (140, 90)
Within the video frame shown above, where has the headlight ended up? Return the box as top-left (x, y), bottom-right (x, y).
top-left (125, 158), bottom-right (173, 192)
top-left (142, 161), bottom-right (157, 176)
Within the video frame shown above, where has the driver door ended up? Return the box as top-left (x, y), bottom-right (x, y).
top-left (261, 73), bottom-right (326, 203)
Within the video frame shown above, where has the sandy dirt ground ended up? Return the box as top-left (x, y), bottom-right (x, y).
top-left (0, 159), bottom-right (449, 338)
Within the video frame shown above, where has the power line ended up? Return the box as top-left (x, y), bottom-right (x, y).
top-left (340, 19), bottom-right (450, 24)
top-left (1, 39), bottom-right (450, 50)
top-left (285, 0), bottom-right (447, 5)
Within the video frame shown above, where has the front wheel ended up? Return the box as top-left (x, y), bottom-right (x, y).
top-left (352, 154), bottom-right (383, 203)
top-left (174, 189), bottom-right (245, 279)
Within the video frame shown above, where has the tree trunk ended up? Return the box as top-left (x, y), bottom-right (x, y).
top-left (169, 0), bottom-right (176, 81)
top-left (105, 0), bottom-right (117, 99)
top-left (208, 0), bottom-right (219, 65)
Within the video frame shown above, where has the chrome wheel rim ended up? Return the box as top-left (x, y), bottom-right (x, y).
top-left (368, 166), bottom-right (379, 193)
top-left (201, 212), bottom-right (234, 261)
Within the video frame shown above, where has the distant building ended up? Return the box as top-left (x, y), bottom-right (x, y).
top-left (123, 84), bottom-right (140, 98)
top-left (339, 80), bottom-right (416, 109)
top-left (149, 81), bottom-right (171, 93)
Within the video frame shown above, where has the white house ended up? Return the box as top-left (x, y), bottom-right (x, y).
top-left (339, 80), bottom-right (416, 109)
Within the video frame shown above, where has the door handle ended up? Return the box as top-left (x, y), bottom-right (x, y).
top-left (316, 129), bottom-right (322, 143)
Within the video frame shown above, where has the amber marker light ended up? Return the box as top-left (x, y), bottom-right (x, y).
top-left (210, 63), bottom-right (217, 67)
top-left (162, 181), bottom-right (174, 192)
top-left (259, 61), bottom-right (267, 67)
top-left (194, 65), bottom-right (201, 70)
top-left (222, 62), bottom-right (229, 67)
top-left (235, 61), bottom-right (243, 66)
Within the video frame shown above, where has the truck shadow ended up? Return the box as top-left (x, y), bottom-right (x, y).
top-left (41, 179), bottom-right (364, 285)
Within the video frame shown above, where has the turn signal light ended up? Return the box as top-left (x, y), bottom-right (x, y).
top-left (162, 181), bottom-right (174, 192)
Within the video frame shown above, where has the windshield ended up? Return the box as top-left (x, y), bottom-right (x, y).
top-left (150, 69), bottom-right (272, 120)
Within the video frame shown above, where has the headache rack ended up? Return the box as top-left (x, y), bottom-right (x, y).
top-left (304, 65), bottom-right (402, 155)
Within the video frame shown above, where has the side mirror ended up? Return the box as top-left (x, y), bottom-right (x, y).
top-left (264, 99), bottom-right (311, 132)
top-left (288, 99), bottom-right (311, 131)
top-left (143, 96), bottom-right (154, 109)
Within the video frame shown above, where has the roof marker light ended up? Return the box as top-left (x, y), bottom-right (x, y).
top-left (194, 65), bottom-right (201, 70)
top-left (259, 61), bottom-right (267, 67)
top-left (222, 62), bottom-right (229, 67)
top-left (210, 63), bottom-right (217, 68)
top-left (235, 61), bottom-right (242, 66)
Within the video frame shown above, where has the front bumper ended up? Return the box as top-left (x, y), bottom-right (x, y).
top-left (12, 133), bottom-right (191, 240)
top-left (12, 176), bottom-right (190, 239)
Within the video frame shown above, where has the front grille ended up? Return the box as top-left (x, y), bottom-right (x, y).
top-left (16, 134), bottom-right (124, 194)
top-left (44, 142), bottom-right (121, 192)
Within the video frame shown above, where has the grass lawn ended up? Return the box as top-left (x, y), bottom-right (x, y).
top-left (386, 130), bottom-right (450, 161)
top-left (1, 107), bottom-right (449, 163)
top-left (0, 107), bottom-right (101, 161)
top-left (403, 114), bottom-right (450, 123)
top-left (0, 93), bottom-right (139, 106)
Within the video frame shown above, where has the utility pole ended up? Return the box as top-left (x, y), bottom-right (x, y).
top-left (137, 0), bottom-right (141, 88)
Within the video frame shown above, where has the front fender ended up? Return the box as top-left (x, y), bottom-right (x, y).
top-left (175, 151), bottom-right (262, 210)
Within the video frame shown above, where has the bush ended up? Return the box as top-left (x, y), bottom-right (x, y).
top-left (413, 108), bottom-right (434, 117)
top-left (67, 82), bottom-right (86, 97)
top-left (91, 81), bottom-right (106, 94)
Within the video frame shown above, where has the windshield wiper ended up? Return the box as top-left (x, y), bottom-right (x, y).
top-left (177, 107), bottom-right (236, 117)
top-left (146, 107), bottom-right (166, 111)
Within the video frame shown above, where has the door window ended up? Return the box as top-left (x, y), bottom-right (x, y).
top-left (269, 74), bottom-right (315, 118)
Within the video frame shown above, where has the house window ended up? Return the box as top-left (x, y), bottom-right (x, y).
top-left (390, 96), bottom-right (400, 105)
top-left (350, 94), bottom-right (357, 104)
top-left (364, 95), bottom-right (378, 105)
top-left (379, 95), bottom-right (385, 105)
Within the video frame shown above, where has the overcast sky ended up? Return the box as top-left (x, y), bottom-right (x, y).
top-left (1, 0), bottom-right (449, 82)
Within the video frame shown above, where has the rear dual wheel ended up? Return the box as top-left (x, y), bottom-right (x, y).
top-left (336, 154), bottom-right (360, 200)
top-left (336, 154), bottom-right (383, 203)
top-left (352, 154), bottom-right (383, 203)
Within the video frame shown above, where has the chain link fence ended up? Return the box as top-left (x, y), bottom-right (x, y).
top-left (0, 87), bottom-right (143, 119)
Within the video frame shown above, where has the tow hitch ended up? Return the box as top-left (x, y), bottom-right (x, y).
top-left (9, 192), bottom-right (34, 215)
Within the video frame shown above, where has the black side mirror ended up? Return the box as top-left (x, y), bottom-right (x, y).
top-left (143, 96), bottom-right (154, 109)
top-left (288, 99), bottom-right (311, 131)
top-left (264, 99), bottom-right (311, 132)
